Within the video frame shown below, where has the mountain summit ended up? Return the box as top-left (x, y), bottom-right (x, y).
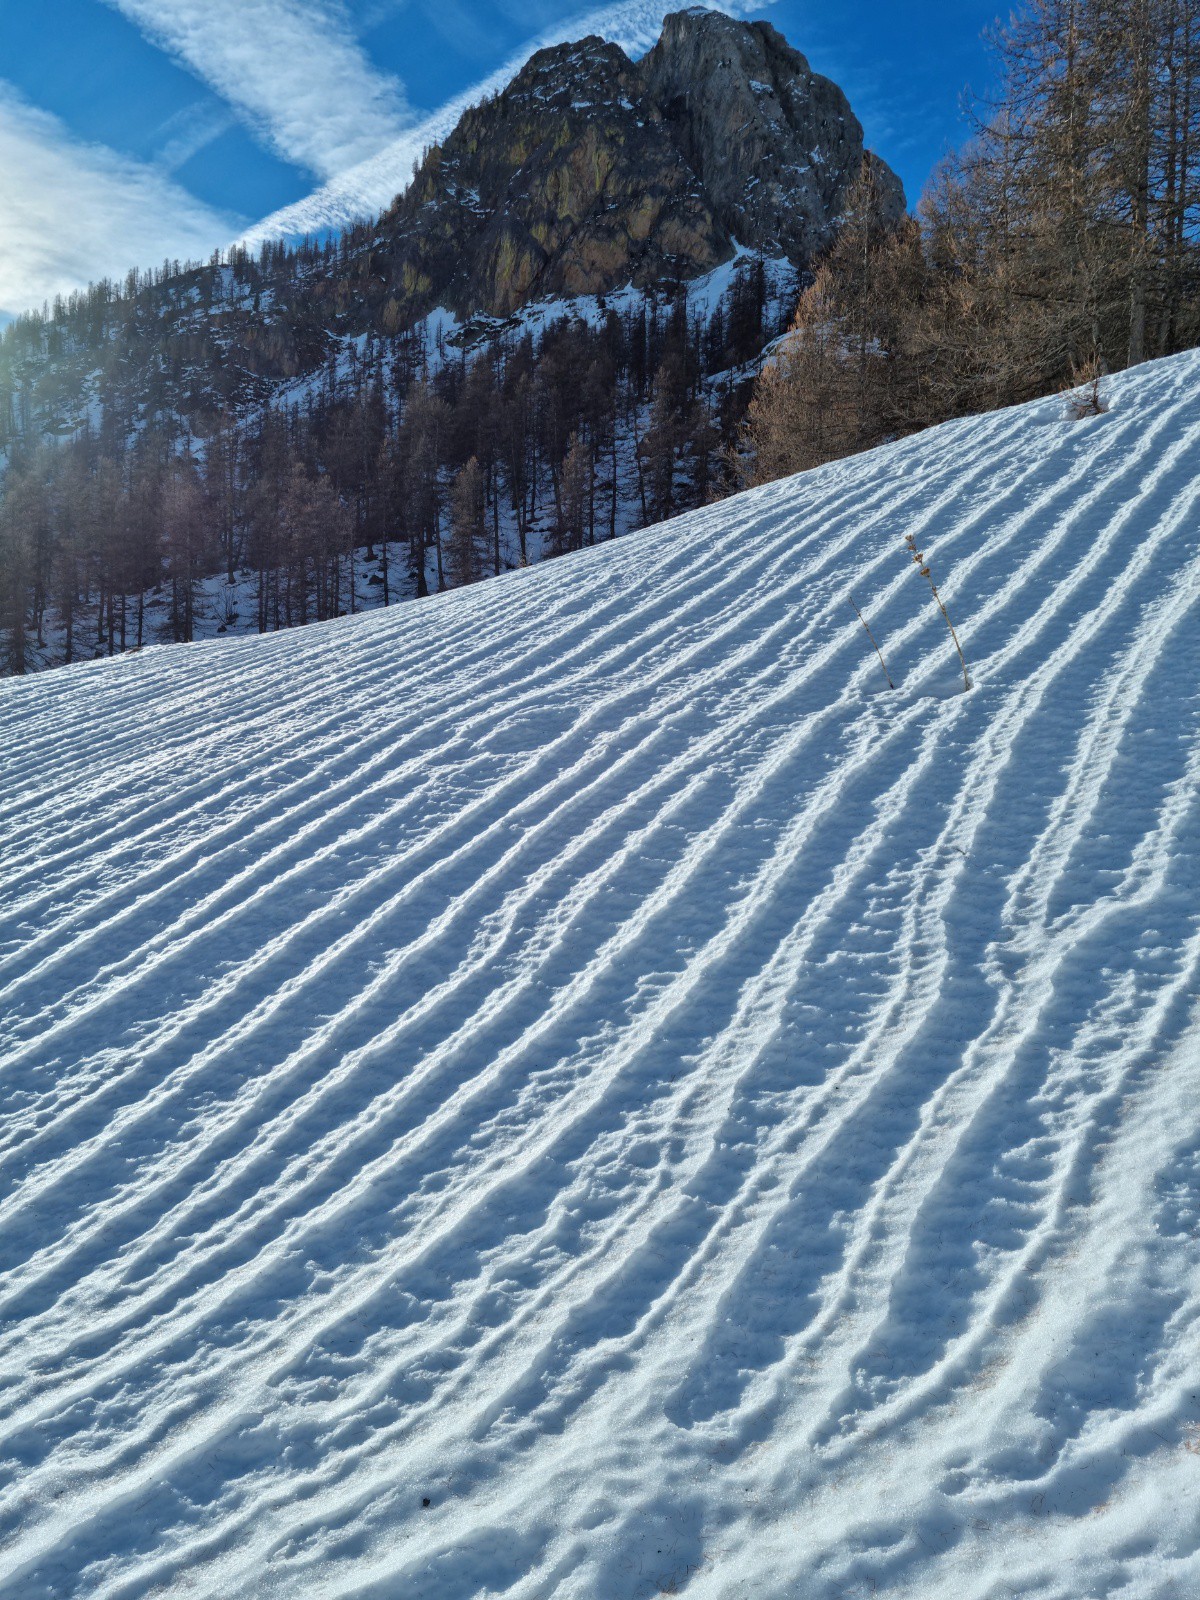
top-left (374, 8), bottom-right (905, 317)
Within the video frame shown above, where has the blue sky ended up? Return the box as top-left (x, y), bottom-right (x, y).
top-left (0, 0), bottom-right (1002, 319)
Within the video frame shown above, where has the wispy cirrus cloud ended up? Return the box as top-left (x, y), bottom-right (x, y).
top-left (239, 0), bottom-right (774, 247)
top-left (103, 0), bottom-right (408, 178)
top-left (0, 85), bottom-right (238, 317)
top-left (152, 99), bottom-right (239, 173)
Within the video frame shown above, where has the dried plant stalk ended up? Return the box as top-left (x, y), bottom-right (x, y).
top-left (905, 534), bottom-right (971, 692)
top-left (1064, 356), bottom-right (1109, 420)
top-left (849, 594), bottom-right (894, 690)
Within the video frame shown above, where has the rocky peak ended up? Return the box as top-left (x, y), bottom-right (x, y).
top-left (505, 35), bottom-right (635, 111)
top-left (642, 10), bottom-right (906, 259)
top-left (375, 10), bottom-right (905, 320)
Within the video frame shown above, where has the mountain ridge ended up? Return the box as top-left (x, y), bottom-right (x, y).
top-left (232, 1), bottom-right (772, 256)
top-left (1, 9), bottom-right (901, 442)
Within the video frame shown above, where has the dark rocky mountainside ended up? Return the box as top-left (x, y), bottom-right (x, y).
top-left (377, 8), bottom-right (904, 317)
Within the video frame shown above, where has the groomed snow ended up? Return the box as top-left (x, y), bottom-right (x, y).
top-left (1, 352), bottom-right (1199, 1599)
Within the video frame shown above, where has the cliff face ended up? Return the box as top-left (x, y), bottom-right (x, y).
top-left (380, 36), bottom-right (726, 318)
top-left (640, 11), bottom-right (903, 263)
top-left (376, 9), bottom-right (905, 318)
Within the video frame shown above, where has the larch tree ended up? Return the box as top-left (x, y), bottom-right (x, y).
top-left (448, 456), bottom-right (487, 588)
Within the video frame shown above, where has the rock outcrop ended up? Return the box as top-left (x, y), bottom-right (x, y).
top-left (375, 8), bottom-right (905, 319)
top-left (641, 10), bottom-right (904, 263)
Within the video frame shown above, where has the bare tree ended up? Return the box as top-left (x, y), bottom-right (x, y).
top-left (448, 456), bottom-right (488, 588)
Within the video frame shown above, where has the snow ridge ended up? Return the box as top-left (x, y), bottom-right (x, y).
top-left (1, 352), bottom-right (1199, 1598)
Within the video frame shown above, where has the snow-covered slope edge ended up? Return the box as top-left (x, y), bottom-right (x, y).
top-left (1, 352), bottom-right (1199, 1600)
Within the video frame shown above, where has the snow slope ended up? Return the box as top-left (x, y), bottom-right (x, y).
top-left (2, 352), bottom-right (1199, 1600)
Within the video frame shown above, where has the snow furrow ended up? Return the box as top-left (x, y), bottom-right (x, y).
top-left (1, 354), bottom-right (1198, 1600)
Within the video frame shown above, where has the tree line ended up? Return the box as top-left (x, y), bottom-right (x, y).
top-left (0, 264), bottom-right (780, 673)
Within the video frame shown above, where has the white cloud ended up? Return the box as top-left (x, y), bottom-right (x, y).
top-left (0, 86), bottom-right (238, 318)
top-left (152, 100), bottom-right (238, 173)
top-left (239, 0), bottom-right (774, 248)
top-left (104, 0), bottom-right (408, 179)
